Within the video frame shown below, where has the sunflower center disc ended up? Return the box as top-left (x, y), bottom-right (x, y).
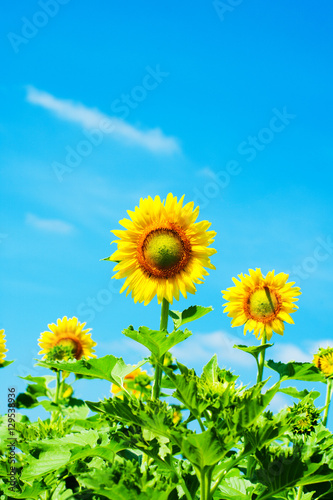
top-left (248, 287), bottom-right (278, 320)
top-left (143, 231), bottom-right (184, 270)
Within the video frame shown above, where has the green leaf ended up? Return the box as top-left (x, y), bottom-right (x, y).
top-left (122, 325), bottom-right (192, 359)
top-left (87, 398), bottom-right (174, 441)
top-left (202, 354), bottom-right (219, 385)
top-left (16, 375), bottom-right (56, 408)
top-left (164, 363), bottom-right (210, 418)
top-left (169, 305), bottom-right (213, 330)
top-left (234, 343), bottom-right (273, 361)
top-left (244, 410), bottom-right (290, 453)
top-left (70, 443), bottom-right (128, 463)
top-left (0, 481), bottom-right (45, 499)
top-left (180, 429), bottom-right (228, 469)
top-left (215, 476), bottom-right (257, 499)
top-left (279, 387), bottom-right (321, 400)
top-left (266, 360), bottom-right (327, 382)
top-left (255, 426), bottom-right (333, 499)
top-left (37, 355), bottom-right (146, 388)
top-left (21, 450), bottom-right (72, 483)
top-left (77, 460), bottom-right (175, 500)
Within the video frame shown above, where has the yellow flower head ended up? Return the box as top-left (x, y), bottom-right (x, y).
top-left (0, 330), bottom-right (8, 364)
top-left (38, 316), bottom-right (97, 360)
top-left (111, 367), bottom-right (151, 399)
top-left (222, 268), bottom-right (301, 341)
top-left (108, 193), bottom-right (216, 305)
top-left (313, 347), bottom-right (333, 377)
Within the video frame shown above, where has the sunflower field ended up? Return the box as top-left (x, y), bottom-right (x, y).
top-left (1, 194), bottom-right (333, 500)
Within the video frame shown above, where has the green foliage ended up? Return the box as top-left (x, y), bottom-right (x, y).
top-left (169, 305), bottom-right (213, 330)
top-left (37, 354), bottom-right (146, 389)
top-left (16, 375), bottom-right (56, 409)
top-left (234, 343), bottom-right (273, 362)
top-left (122, 325), bottom-right (192, 361)
top-left (77, 461), bottom-right (176, 499)
top-left (2, 304), bottom-right (333, 500)
top-left (279, 387), bottom-right (321, 400)
top-left (266, 359), bottom-right (327, 382)
top-left (254, 426), bottom-right (333, 499)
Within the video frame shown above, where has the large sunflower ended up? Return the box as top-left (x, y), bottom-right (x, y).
top-left (0, 330), bottom-right (8, 363)
top-left (222, 268), bottom-right (301, 341)
top-left (108, 194), bottom-right (216, 305)
top-left (38, 316), bottom-right (97, 360)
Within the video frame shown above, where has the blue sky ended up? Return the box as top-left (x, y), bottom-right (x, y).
top-left (1, 1), bottom-right (333, 426)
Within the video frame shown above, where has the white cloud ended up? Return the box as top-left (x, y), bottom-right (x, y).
top-left (171, 330), bottom-right (254, 368)
top-left (306, 338), bottom-right (333, 353)
top-left (26, 213), bottom-right (74, 234)
top-left (26, 86), bottom-right (180, 154)
top-left (271, 343), bottom-right (311, 363)
top-left (268, 392), bottom-right (289, 413)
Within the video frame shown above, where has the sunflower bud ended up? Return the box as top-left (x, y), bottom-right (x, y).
top-left (288, 400), bottom-right (320, 435)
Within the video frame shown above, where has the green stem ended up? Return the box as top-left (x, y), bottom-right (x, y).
top-left (200, 470), bottom-right (207, 500)
top-left (296, 484), bottom-right (304, 500)
top-left (152, 298), bottom-right (169, 400)
top-left (54, 369), bottom-right (61, 405)
top-left (197, 416), bottom-right (206, 432)
top-left (323, 378), bottom-right (333, 427)
top-left (51, 370), bottom-right (62, 424)
top-left (256, 329), bottom-right (267, 384)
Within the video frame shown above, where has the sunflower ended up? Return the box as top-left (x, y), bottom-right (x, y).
top-left (38, 316), bottom-right (97, 360)
top-left (108, 194), bottom-right (216, 305)
top-left (111, 367), bottom-right (151, 399)
top-left (313, 347), bottom-right (333, 377)
top-left (222, 268), bottom-right (301, 341)
top-left (0, 330), bottom-right (8, 363)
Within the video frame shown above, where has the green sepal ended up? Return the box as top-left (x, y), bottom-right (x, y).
top-left (0, 360), bottom-right (14, 368)
top-left (169, 305), bottom-right (213, 330)
top-left (101, 255), bottom-right (120, 262)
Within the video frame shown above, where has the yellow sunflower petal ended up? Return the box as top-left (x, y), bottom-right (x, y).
top-left (108, 193), bottom-right (216, 305)
top-left (38, 317), bottom-right (97, 360)
top-left (222, 269), bottom-right (301, 342)
top-left (0, 330), bottom-right (8, 363)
